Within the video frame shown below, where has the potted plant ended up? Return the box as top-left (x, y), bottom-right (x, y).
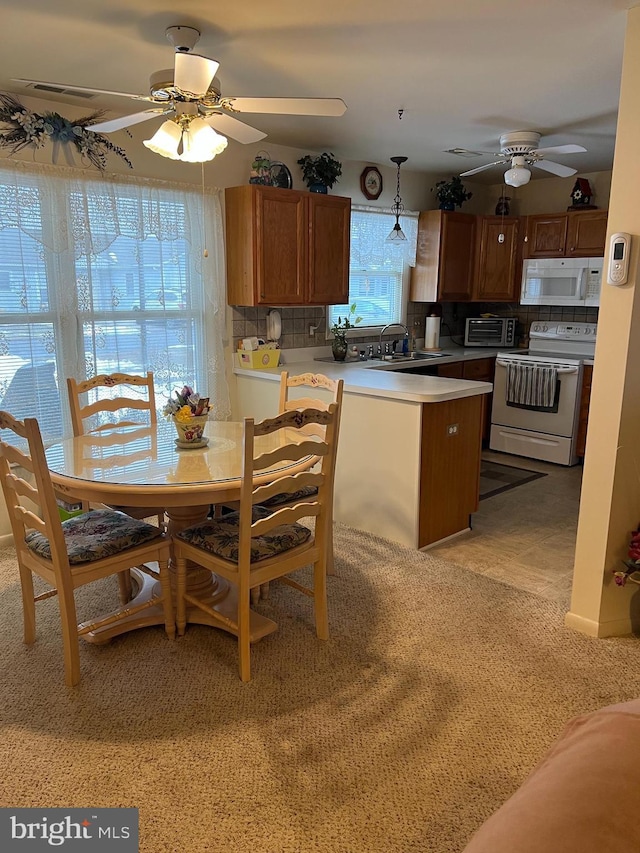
top-left (432, 175), bottom-right (473, 210)
top-left (331, 303), bottom-right (361, 361)
top-left (297, 152), bottom-right (342, 193)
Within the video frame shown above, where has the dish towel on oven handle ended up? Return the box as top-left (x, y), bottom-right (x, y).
top-left (505, 363), bottom-right (558, 409)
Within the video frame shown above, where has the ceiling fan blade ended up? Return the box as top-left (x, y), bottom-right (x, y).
top-left (460, 161), bottom-right (507, 177)
top-left (11, 78), bottom-right (151, 101)
top-left (534, 143), bottom-right (587, 156)
top-left (533, 159), bottom-right (577, 178)
top-left (203, 113), bottom-right (266, 144)
top-left (87, 110), bottom-right (169, 133)
top-left (224, 97), bottom-right (347, 116)
top-left (173, 53), bottom-right (219, 98)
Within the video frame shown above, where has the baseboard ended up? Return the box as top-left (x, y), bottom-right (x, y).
top-left (565, 610), bottom-right (635, 638)
top-left (0, 532), bottom-right (13, 549)
top-left (420, 527), bottom-right (472, 551)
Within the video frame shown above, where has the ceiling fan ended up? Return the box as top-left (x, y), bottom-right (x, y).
top-left (456, 131), bottom-right (586, 187)
top-left (12, 25), bottom-right (347, 161)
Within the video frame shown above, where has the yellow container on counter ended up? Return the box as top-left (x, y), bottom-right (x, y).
top-left (236, 349), bottom-right (281, 369)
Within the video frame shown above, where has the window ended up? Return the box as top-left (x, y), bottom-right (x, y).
top-left (327, 206), bottom-right (418, 334)
top-left (0, 162), bottom-right (229, 440)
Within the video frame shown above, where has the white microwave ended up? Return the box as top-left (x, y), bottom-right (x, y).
top-left (520, 257), bottom-right (603, 307)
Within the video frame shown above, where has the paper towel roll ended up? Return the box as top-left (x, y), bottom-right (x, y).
top-left (425, 315), bottom-right (441, 350)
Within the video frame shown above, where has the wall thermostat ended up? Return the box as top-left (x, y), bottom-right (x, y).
top-left (607, 232), bottom-right (631, 285)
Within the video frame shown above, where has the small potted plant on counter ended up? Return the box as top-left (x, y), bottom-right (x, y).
top-left (297, 152), bottom-right (342, 193)
top-left (432, 175), bottom-right (473, 210)
top-left (331, 303), bottom-right (362, 361)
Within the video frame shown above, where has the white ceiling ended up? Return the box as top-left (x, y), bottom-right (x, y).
top-left (0, 0), bottom-right (631, 182)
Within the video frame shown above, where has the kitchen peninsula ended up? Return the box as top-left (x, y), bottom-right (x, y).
top-left (234, 354), bottom-right (492, 550)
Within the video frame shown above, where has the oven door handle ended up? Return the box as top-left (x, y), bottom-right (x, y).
top-left (496, 360), bottom-right (579, 375)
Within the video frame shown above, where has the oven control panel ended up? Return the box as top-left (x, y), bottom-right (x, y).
top-left (530, 322), bottom-right (597, 341)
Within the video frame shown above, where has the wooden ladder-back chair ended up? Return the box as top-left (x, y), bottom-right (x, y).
top-left (0, 411), bottom-right (174, 687)
top-left (67, 372), bottom-right (166, 530)
top-left (273, 372), bottom-right (344, 575)
top-left (174, 403), bottom-right (341, 682)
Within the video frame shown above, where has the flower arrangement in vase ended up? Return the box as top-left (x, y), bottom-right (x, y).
top-left (613, 523), bottom-right (640, 587)
top-left (163, 386), bottom-right (210, 447)
top-left (331, 303), bottom-right (362, 361)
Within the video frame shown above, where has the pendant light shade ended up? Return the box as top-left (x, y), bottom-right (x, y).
top-left (504, 155), bottom-right (531, 187)
top-left (180, 118), bottom-right (228, 162)
top-left (143, 120), bottom-right (182, 159)
top-left (143, 116), bottom-right (228, 163)
top-left (386, 156), bottom-right (408, 243)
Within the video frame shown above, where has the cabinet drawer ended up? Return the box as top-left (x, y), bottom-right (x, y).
top-left (463, 357), bottom-right (495, 381)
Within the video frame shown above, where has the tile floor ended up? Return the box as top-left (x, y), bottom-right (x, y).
top-left (429, 450), bottom-right (583, 607)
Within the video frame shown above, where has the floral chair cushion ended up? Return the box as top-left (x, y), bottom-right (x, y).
top-left (25, 509), bottom-right (162, 565)
top-left (259, 485), bottom-right (318, 508)
top-left (177, 505), bottom-right (311, 564)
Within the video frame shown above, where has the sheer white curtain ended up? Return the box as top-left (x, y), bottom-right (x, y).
top-left (0, 160), bottom-right (229, 440)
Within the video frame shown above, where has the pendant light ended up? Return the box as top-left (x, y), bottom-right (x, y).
top-left (386, 156), bottom-right (408, 243)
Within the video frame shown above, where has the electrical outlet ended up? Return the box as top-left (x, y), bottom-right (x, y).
top-left (447, 423), bottom-right (459, 436)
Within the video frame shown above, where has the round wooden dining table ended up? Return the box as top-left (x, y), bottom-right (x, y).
top-left (45, 418), bottom-right (319, 645)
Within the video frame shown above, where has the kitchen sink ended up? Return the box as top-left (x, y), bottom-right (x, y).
top-left (372, 352), bottom-right (451, 363)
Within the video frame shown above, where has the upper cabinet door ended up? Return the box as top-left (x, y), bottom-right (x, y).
top-left (524, 214), bottom-right (568, 258)
top-left (410, 210), bottom-right (476, 302)
top-left (307, 194), bottom-right (351, 304)
top-left (225, 185), bottom-right (351, 306)
top-left (256, 188), bottom-right (307, 305)
top-left (566, 210), bottom-right (608, 257)
top-left (474, 216), bottom-right (521, 301)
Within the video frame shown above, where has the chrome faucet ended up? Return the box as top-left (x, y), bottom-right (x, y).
top-left (379, 323), bottom-right (409, 356)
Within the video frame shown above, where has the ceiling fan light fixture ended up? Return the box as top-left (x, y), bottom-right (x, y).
top-left (504, 155), bottom-right (531, 187)
top-left (179, 117), bottom-right (228, 162)
top-left (142, 119), bottom-right (182, 159)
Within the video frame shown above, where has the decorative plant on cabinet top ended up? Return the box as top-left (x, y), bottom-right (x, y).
top-left (297, 152), bottom-right (342, 193)
top-left (432, 175), bottom-right (473, 211)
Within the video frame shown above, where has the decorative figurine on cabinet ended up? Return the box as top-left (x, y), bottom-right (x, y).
top-left (568, 177), bottom-right (596, 210)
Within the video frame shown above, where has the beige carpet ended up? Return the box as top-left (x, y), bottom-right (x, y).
top-left (1, 524), bottom-right (640, 852)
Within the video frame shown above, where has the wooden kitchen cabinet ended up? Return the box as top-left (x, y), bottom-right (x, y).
top-left (473, 215), bottom-right (522, 301)
top-left (463, 357), bottom-right (495, 443)
top-left (566, 210), bottom-right (608, 257)
top-left (436, 357), bottom-right (495, 442)
top-left (437, 362), bottom-right (464, 379)
top-left (225, 184), bottom-right (351, 306)
top-left (410, 210), bottom-right (476, 302)
top-left (523, 210), bottom-right (607, 259)
top-left (576, 364), bottom-right (593, 457)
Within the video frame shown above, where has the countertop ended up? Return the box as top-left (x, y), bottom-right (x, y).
top-left (233, 344), bottom-right (501, 404)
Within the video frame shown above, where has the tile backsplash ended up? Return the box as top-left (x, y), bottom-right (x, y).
top-left (231, 302), bottom-right (598, 353)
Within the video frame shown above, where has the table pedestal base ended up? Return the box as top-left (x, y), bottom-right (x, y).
top-left (79, 571), bottom-right (277, 645)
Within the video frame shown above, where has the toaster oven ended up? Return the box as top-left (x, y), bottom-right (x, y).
top-left (464, 317), bottom-right (516, 348)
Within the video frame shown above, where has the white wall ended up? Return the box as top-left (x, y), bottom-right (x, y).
top-left (566, 5), bottom-right (640, 637)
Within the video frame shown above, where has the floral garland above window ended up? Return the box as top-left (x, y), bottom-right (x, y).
top-left (0, 92), bottom-right (132, 171)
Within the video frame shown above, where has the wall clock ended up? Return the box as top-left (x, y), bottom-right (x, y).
top-left (360, 166), bottom-right (383, 200)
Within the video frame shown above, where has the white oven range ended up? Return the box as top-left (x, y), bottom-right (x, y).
top-left (489, 321), bottom-right (597, 466)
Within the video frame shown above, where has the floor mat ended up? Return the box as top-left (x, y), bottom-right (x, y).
top-left (479, 460), bottom-right (547, 500)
